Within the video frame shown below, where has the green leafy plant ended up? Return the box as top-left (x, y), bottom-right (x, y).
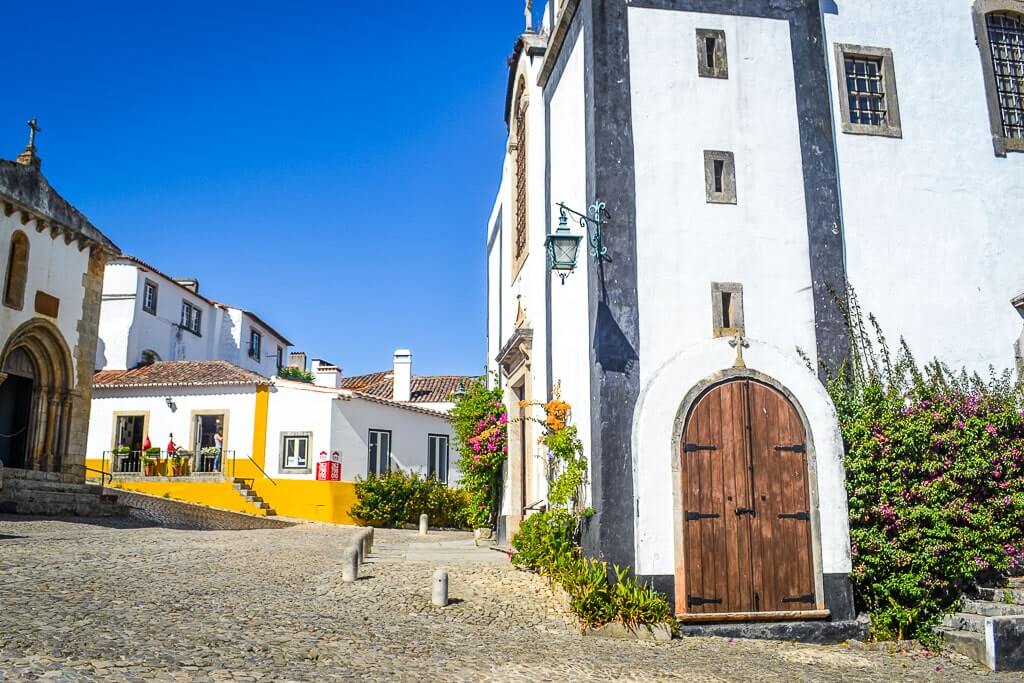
top-left (277, 366), bottom-right (315, 383)
top-left (450, 376), bottom-right (507, 529)
top-left (826, 289), bottom-right (1024, 643)
top-left (350, 470), bottom-right (470, 529)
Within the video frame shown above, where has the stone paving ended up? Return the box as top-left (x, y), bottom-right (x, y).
top-left (0, 514), bottom-right (1018, 682)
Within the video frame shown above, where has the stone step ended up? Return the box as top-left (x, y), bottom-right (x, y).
top-left (941, 612), bottom-right (986, 634)
top-left (937, 627), bottom-right (989, 664)
top-left (977, 587), bottom-right (1024, 606)
top-left (963, 599), bottom-right (1024, 618)
top-left (1, 468), bottom-right (63, 482)
top-left (5, 478), bottom-right (97, 495)
top-left (12, 488), bottom-right (123, 508)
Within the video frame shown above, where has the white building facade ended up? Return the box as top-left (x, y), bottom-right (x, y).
top-left (0, 144), bottom-right (118, 483)
top-left (486, 0), bottom-right (1024, 626)
top-left (96, 256), bottom-right (290, 377)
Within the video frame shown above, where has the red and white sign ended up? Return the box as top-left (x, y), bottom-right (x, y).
top-left (315, 450), bottom-right (342, 481)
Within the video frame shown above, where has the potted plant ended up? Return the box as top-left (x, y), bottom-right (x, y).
top-left (173, 449), bottom-right (192, 476)
top-left (200, 446), bottom-right (222, 473)
top-left (113, 446), bottom-right (131, 474)
top-left (143, 447), bottom-right (161, 476)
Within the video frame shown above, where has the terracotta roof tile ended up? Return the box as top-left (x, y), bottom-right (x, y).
top-left (340, 372), bottom-right (473, 404)
top-left (94, 361), bottom-right (268, 389)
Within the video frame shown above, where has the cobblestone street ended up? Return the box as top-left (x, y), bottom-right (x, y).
top-left (0, 515), bottom-right (1015, 682)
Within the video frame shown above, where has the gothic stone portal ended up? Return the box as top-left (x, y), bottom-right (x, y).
top-left (677, 379), bottom-right (817, 617)
top-left (0, 320), bottom-right (76, 474)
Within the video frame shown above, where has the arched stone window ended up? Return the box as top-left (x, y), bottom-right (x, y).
top-left (3, 231), bottom-right (30, 310)
top-left (974, 1), bottom-right (1024, 155)
top-left (511, 76), bottom-right (530, 279)
top-left (138, 349), bottom-right (161, 367)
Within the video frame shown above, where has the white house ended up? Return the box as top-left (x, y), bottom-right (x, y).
top-left (96, 255), bottom-right (291, 377)
top-left (0, 131), bottom-right (118, 486)
top-left (485, 0), bottom-right (1024, 630)
top-left (85, 351), bottom-right (472, 524)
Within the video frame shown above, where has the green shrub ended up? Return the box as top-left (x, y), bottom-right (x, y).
top-left (511, 509), bottom-right (673, 630)
top-left (827, 292), bottom-right (1024, 642)
top-left (277, 366), bottom-right (315, 383)
top-left (350, 470), bottom-right (470, 529)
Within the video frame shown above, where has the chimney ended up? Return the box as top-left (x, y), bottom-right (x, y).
top-left (312, 359), bottom-right (342, 389)
top-left (288, 351), bottom-right (308, 370)
top-left (393, 349), bottom-right (412, 402)
top-left (174, 278), bottom-right (200, 293)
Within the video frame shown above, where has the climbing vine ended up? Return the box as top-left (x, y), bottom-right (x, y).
top-left (450, 376), bottom-right (508, 529)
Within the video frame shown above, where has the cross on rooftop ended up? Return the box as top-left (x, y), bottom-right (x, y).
top-left (27, 118), bottom-right (41, 148)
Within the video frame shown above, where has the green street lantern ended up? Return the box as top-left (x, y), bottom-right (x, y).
top-left (545, 208), bottom-right (583, 284)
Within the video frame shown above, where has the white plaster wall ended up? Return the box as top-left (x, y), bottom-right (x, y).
top-left (95, 262), bottom-right (139, 370)
top-left (238, 314), bottom-right (285, 377)
top-left (333, 398), bottom-right (458, 484)
top-left (825, 0), bottom-right (1024, 374)
top-left (86, 386), bottom-right (257, 462)
top-left (546, 32), bottom-right (593, 506)
top-left (263, 381), bottom-right (335, 479)
top-left (631, 339), bottom-right (853, 576)
top-left (0, 213), bottom-right (90, 376)
top-left (627, 9), bottom-right (849, 574)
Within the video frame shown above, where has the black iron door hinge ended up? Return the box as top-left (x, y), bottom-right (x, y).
top-left (778, 511), bottom-right (810, 521)
top-left (734, 507), bottom-right (756, 517)
top-left (684, 443), bottom-right (718, 453)
top-left (687, 595), bottom-right (723, 608)
top-left (782, 593), bottom-right (815, 604)
top-left (774, 444), bottom-right (806, 453)
top-left (685, 511), bottom-right (721, 522)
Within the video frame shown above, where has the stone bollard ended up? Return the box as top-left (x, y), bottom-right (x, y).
top-left (432, 568), bottom-right (448, 607)
top-left (358, 530), bottom-right (372, 563)
top-left (342, 545), bottom-right (359, 583)
top-left (419, 513), bottom-right (429, 536)
top-left (353, 538), bottom-right (364, 565)
top-left (364, 527), bottom-right (374, 555)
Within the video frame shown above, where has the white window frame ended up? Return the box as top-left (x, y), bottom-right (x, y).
top-left (249, 330), bottom-right (262, 360)
top-left (427, 434), bottom-right (450, 484)
top-left (368, 429), bottom-right (392, 476)
top-left (280, 432), bottom-right (311, 472)
top-left (142, 280), bottom-right (158, 315)
top-left (180, 300), bottom-right (202, 336)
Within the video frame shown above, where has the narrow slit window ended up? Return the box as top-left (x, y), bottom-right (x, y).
top-left (704, 151), bottom-right (736, 204)
top-left (696, 29), bottom-right (728, 79)
top-left (711, 283), bottom-right (744, 338)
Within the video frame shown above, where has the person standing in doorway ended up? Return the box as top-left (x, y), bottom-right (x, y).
top-left (213, 423), bottom-right (224, 472)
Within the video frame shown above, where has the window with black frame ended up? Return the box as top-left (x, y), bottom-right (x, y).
top-left (428, 434), bottom-right (449, 484)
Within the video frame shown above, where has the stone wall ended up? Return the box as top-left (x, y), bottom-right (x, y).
top-left (116, 490), bottom-right (294, 530)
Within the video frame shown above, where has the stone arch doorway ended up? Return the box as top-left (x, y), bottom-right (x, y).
top-left (675, 376), bottom-right (822, 619)
top-left (0, 319), bottom-right (75, 473)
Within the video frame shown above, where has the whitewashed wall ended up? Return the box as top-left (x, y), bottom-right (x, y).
top-left (546, 31), bottom-right (593, 506)
top-left (626, 7), bottom-right (850, 575)
top-left (825, 0), bottom-right (1024, 374)
top-left (86, 386), bottom-right (258, 462)
top-left (0, 213), bottom-right (90, 376)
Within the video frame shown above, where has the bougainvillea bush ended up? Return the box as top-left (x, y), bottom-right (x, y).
top-left (828, 297), bottom-right (1024, 641)
top-left (450, 377), bottom-right (507, 529)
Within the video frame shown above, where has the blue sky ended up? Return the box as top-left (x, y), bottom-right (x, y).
top-left (2, 2), bottom-right (535, 377)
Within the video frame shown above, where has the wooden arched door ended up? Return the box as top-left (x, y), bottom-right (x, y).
top-left (679, 379), bottom-right (815, 616)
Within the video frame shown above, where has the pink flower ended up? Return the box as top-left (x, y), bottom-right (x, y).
top-left (985, 424), bottom-right (999, 436)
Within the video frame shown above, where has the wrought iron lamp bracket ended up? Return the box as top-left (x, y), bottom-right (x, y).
top-left (557, 201), bottom-right (609, 261)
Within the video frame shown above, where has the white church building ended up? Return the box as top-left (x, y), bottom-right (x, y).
top-left (486, 0), bottom-right (1023, 628)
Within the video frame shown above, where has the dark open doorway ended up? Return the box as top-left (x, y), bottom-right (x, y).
top-left (0, 374), bottom-right (34, 469)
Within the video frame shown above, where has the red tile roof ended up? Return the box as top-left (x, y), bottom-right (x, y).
top-left (94, 361), bottom-right (268, 389)
top-left (340, 372), bottom-right (473, 404)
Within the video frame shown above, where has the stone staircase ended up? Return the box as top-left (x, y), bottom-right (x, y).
top-left (936, 579), bottom-right (1024, 671)
top-left (0, 468), bottom-right (128, 517)
top-left (231, 478), bottom-right (276, 516)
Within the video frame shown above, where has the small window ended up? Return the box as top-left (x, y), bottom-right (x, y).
top-left (276, 346), bottom-right (284, 370)
top-left (711, 282), bottom-right (744, 338)
top-left (138, 349), bottom-right (160, 367)
top-left (3, 231), bottom-right (30, 310)
top-left (249, 330), bottom-right (262, 360)
top-left (281, 433), bottom-right (310, 470)
top-left (696, 29), bottom-right (728, 79)
top-left (180, 301), bottom-right (202, 335)
top-left (368, 429), bottom-right (391, 476)
top-left (834, 44), bottom-right (902, 138)
top-left (428, 434), bottom-right (450, 484)
top-left (704, 151), bottom-right (737, 204)
top-left (974, 5), bottom-right (1024, 155)
top-left (142, 280), bottom-right (158, 314)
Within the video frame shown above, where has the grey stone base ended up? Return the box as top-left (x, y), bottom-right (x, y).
top-left (677, 619), bottom-right (867, 644)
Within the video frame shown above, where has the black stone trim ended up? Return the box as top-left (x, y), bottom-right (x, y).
top-left (823, 572), bottom-right (856, 622)
top-left (628, 0), bottom-right (850, 378)
top-left (636, 574), bottom-right (676, 613)
top-left (678, 619), bottom-right (867, 644)
top-left (581, 0), bottom-right (640, 571)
